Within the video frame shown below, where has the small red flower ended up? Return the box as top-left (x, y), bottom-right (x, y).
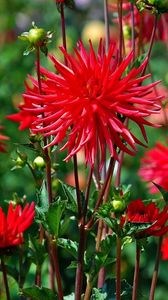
top-left (161, 236), bottom-right (168, 260)
top-left (125, 199), bottom-right (168, 238)
top-left (0, 202), bottom-right (35, 248)
top-left (139, 142), bottom-right (168, 193)
top-left (15, 40), bottom-right (161, 167)
top-left (0, 127), bottom-right (9, 153)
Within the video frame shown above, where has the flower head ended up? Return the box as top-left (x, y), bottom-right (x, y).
top-left (139, 142), bottom-right (168, 193)
top-left (18, 40), bottom-right (161, 167)
top-left (161, 236), bottom-right (168, 260)
top-left (125, 199), bottom-right (168, 238)
top-left (0, 202), bottom-right (35, 248)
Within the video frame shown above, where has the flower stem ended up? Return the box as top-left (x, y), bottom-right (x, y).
top-left (149, 236), bottom-right (163, 300)
top-left (75, 222), bottom-right (87, 300)
top-left (60, 3), bottom-right (67, 52)
top-left (130, 2), bottom-right (135, 61)
top-left (50, 241), bottom-right (64, 300)
top-left (73, 154), bottom-right (82, 219)
top-left (116, 237), bottom-right (121, 300)
top-left (36, 47), bottom-right (53, 204)
top-left (142, 14), bottom-right (158, 76)
top-left (132, 241), bottom-right (141, 300)
top-left (86, 157), bottom-right (115, 229)
top-left (104, 0), bottom-right (110, 53)
top-left (1, 257), bottom-right (10, 300)
top-left (118, 0), bottom-right (123, 63)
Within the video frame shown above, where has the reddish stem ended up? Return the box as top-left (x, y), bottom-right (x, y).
top-left (86, 157), bottom-right (115, 229)
top-left (51, 241), bottom-right (64, 300)
top-left (142, 14), bottom-right (158, 76)
top-left (149, 236), bottom-right (163, 300)
top-left (1, 258), bottom-right (10, 300)
top-left (118, 0), bottom-right (123, 63)
top-left (132, 242), bottom-right (141, 300)
top-left (75, 222), bottom-right (87, 300)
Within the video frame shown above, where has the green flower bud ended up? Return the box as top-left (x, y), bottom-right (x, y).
top-left (28, 28), bottom-right (46, 46)
top-left (33, 156), bottom-right (46, 169)
top-left (111, 200), bottom-right (126, 213)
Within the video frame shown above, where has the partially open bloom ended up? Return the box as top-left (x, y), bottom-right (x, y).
top-left (13, 40), bottom-right (161, 167)
top-left (0, 202), bottom-right (35, 248)
top-left (139, 142), bottom-right (168, 193)
top-left (161, 236), bottom-right (168, 260)
top-left (125, 199), bottom-right (168, 238)
top-left (0, 127), bottom-right (9, 153)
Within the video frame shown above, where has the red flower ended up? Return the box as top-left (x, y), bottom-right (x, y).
top-left (6, 109), bottom-right (36, 131)
top-left (125, 199), bottom-right (168, 238)
top-left (20, 40), bottom-right (161, 167)
top-left (0, 126), bottom-right (9, 153)
top-left (139, 142), bottom-right (168, 193)
top-left (0, 202), bottom-right (35, 248)
top-left (161, 236), bottom-right (168, 260)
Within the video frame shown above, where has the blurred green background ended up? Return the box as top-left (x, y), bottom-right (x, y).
top-left (0, 0), bottom-right (168, 299)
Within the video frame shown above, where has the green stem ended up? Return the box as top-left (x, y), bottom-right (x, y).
top-left (149, 236), bottom-right (163, 300)
top-left (1, 258), bottom-right (10, 300)
top-left (116, 237), bottom-right (121, 300)
top-left (132, 241), bottom-right (141, 300)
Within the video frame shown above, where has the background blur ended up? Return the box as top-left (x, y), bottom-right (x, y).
top-left (0, 0), bottom-right (168, 299)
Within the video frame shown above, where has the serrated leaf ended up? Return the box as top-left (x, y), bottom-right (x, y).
top-left (22, 286), bottom-right (57, 300)
top-left (46, 199), bottom-right (66, 236)
top-left (29, 236), bottom-right (47, 266)
top-left (58, 180), bottom-right (78, 213)
top-left (91, 288), bottom-right (107, 300)
top-left (125, 222), bottom-right (153, 236)
top-left (57, 238), bottom-right (78, 259)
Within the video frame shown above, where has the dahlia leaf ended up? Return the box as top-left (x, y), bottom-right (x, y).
top-left (46, 199), bottom-right (67, 237)
top-left (91, 288), bottom-right (107, 300)
top-left (152, 182), bottom-right (168, 203)
top-left (21, 286), bottom-right (57, 300)
top-left (57, 238), bottom-right (78, 259)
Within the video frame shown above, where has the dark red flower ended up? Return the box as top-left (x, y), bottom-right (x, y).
top-left (139, 142), bottom-right (168, 194)
top-left (125, 199), bottom-right (168, 237)
top-left (18, 40), bottom-right (161, 167)
top-left (161, 236), bottom-right (168, 260)
top-left (0, 202), bottom-right (35, 248)
top-left (0, 126), bottom-right (9, 153)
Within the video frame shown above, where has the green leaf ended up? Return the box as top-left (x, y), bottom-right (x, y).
top-left (152, 182), bottom-right (168, 202)
top-left (91, 288), bottom-right (107, 300)
top-left (57, 238), bottom-right (78, 259)
top-left (29, 236), bottom-right (47, 266)
top-left (21, 286), bottom-right (58, 300)
top-left (125, 222), bottom-right (153, 236)
top-left (46, 199), bottom-right (67, 236)
top-left (64, 293), bottom-right (75, 300)
top-left (57, 180), bottom-right (78, 213)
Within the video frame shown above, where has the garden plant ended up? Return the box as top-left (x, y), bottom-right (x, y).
top-left (0, 0), bottom-right (168, 299)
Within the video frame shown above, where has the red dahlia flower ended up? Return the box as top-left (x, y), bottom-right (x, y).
top-left (139, 142), bottom-right (168, 193)
top-left (0, 202), bottom-right (35, 248)
top-left (0, 126), bottom-right (9, 153)
top-left (17, 40), bottom-right (161, 167)
top-left (161, 236), bottom-right (168, 260)
top-left (125, 199), bottom-right (168, 238)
